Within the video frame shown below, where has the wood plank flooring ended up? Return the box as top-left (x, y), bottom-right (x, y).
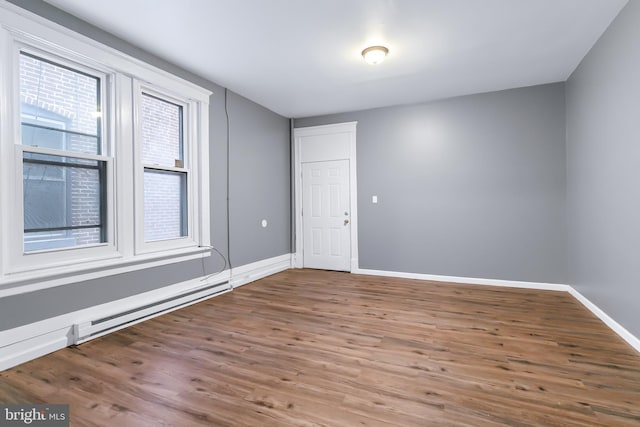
top-left (1, 269), bottom-right (639, 426)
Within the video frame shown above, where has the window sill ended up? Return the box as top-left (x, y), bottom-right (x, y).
top-left (0, 246), bottom-right (212, 298)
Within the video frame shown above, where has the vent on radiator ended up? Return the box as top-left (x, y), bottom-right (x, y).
top-left (73, 280), bottom-right (230, 344)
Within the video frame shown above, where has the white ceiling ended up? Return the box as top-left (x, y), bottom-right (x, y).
top-left (44, 0), bottom-right (627, 118)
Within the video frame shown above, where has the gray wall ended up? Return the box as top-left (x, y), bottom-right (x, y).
top-left (296, 83), bottom-right (567, 284)
top-left (566, 0), bottom-right (640, 338)
top-left (228, 91), bottom-right (291, 266)
top-left (0, 0), bottom-right (290, 330)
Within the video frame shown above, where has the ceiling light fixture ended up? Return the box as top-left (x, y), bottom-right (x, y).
top-left (361, 45), bottom-right (389, 65)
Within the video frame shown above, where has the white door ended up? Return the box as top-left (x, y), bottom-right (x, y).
top-left (302, 160), bottom-right (351, 271)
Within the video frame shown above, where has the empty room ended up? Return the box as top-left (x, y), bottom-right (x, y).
top-left (0, 0), bottom-right (639, 425)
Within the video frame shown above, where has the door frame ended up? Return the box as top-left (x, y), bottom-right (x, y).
top-left (293, 122), bottom-right (358, 271)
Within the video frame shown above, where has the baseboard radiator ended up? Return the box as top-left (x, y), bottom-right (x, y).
top-left (73, 280), bottom-right (230, 344)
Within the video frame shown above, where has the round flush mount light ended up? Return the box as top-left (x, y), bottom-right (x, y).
top-left (361, 45), bottom-right (389, 65)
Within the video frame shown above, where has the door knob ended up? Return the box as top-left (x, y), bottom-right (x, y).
top-left (344, 219), bottom-right (350, 225)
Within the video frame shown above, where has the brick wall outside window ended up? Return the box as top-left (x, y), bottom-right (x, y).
top-left (141, 94), bottom-right (186, 242)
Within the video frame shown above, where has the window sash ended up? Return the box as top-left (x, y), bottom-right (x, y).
top-left (18, 50), bottom-right (103, 155)
top-left (140, 92), bottom-right (184, 166)
top-left (143, 168), bottom-right (188, 242)
top-left (22, 153), bottom-right (107, 240)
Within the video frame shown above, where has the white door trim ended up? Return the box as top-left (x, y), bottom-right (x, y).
top-left (293, 122), bottom-right (358, 271)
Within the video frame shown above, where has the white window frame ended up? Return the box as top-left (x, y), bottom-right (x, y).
top-left (5, 40), bottom-right (117, 276)
top-left (133, 83), bottom-right (201, 255)
top-left (0, 3), bottom-right (211, 297)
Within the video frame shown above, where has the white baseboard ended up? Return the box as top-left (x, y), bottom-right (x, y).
top-left (0, 254), bottom-right (293, 371)
top-left (353, 267), bottom-right (639, 353)
top-left (0, 327), bottom-right (72, 372)
top-left (230, 254), bottom-right (291, 288)
top-left (353, 268), bottom-right (570, 291)
top-left (568, 287), bottom-right (640, 353)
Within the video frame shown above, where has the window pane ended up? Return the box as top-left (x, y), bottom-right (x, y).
top-left (144, 169), bottom-right (187, 241)
top-left (20, 53), bottom-right (101, 154)
top-left (23, 152), bottom-right (105, 252)
top-left (141, 94), bottom-right (183, 167)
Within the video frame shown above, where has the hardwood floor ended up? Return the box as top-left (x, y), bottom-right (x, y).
top-left (1, 269), bottom-right (639, 426)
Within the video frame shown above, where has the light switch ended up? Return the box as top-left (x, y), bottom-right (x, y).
top-left (372, 195), bottom-right (378, 204)
top-left (261, 219), bottom-right (268, 228)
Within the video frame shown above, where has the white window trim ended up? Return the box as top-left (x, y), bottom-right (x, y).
top-left (0, 2), bottom-right (211, 297)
